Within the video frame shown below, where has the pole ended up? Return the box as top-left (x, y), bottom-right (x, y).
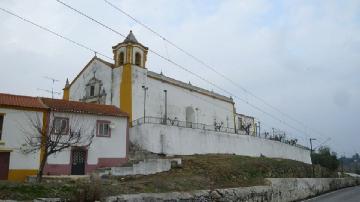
top-left (310, 138), bottom-right (316, 177)
top-left (258, 121), bottom-right (261, 137)
top-left (142, 86), bottom-right (148, 123)
top-left (163, 90), bottom-right (167, 124)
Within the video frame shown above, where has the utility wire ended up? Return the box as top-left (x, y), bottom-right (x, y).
top-left (0, 7), bottom-right (112, 61)
top-left (54, 0), bottom-right (325, 141)
top-left (102, 0), bottom-right (330, 140)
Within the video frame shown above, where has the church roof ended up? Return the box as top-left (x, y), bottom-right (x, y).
top-left (112, 30), bottom-right (148, 50)
top-left (123, 30), bottom-right (138, 43)
top-left (147, 71), bottom-right (234, 104)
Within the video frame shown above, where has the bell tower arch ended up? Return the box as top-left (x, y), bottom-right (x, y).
top-left (112, 30), bottom-right (148, 68)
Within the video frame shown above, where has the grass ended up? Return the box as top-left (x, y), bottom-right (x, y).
top-left (0, 154), bottom-right (337, 201)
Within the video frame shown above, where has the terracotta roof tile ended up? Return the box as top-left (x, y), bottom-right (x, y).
top-left (0, 93), bottom-right (47, 110)
top-left (41, 98), bottom-right (127, 117)
top-left (0, 93), bottom-right (127, 117)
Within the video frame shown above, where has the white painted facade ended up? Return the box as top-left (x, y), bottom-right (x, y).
top-left (46, 112), bottom-right (128, 165)
top-left (68, 52), bottom-right (236, 129)
top-left (130, 124), bottom-right (311, 164)
top-left (0, 108), bottom-right (42, 170)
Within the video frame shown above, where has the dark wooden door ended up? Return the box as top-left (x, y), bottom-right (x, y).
top-left (71, 149), bottom-right (86, 175)
top-left (0, 152), bottom-right (10, 180)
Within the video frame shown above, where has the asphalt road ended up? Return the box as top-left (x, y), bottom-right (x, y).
top-left (304, 186), bottom-right (360, 202)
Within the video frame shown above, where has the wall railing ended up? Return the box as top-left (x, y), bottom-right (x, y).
top-left (131, 116), bottom-right (309, 150)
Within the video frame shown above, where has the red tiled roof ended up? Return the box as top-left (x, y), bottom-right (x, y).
top-left (0, 93), bottom-right (47, 110)
top-left (41, 98), bottom-right (127, 117)
top-left (0, 93), bottom-right (127, 117)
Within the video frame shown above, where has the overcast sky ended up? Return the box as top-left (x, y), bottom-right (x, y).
top-left (0, 0), bottom-right (359, 156)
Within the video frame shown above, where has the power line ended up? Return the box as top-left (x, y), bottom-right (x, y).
top-left (102, 0), bottom-right (330, 140)
top-left (54, 0), bottom-right (327, 142)
top-left (0, 7), bottom-right (112, 61)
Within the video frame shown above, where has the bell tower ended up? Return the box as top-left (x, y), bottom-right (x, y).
top-left (113, 31), bottom-right (148, 124)
top-left (112, 30), bottom-right (148, 68)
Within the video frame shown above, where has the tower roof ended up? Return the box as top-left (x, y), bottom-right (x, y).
top-left (112, 30), bottom-right (148, 50)
top-left (123, 30), bottom-right (138, 43)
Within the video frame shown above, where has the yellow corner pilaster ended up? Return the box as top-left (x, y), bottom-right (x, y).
top-left (120, 63), bottom-right (133, 124)
top-left (63, 88), bottom-right (69, 100)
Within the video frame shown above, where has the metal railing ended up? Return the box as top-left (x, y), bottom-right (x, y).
top-left (131, 116), bottom-right (309, 150)
top-left (132, 116), bottom-right (236, 134)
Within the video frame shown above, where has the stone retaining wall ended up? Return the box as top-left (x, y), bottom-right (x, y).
top-left (106, 178), bottom-right (360, 202)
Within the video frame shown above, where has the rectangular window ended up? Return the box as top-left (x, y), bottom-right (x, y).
top-left (53, 117), bottom-right (69, 135)
top-left (97, 120), bottom-right (111, 137)
top-left (0, 114), bottom-right (4, 140)
top-left (238, 117), bottom-right (243, 130)
top-left (90, 85), bottom-right (95, 96)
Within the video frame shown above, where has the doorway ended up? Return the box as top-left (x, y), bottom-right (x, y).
top-left (71, 148), bottom-right (86, 175)
top-left (0, 152), bottom-right (10, 180)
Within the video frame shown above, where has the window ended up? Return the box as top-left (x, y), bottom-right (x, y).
top-left (53, 117), bottom-right (69, 135)
top-left (97, 120), bottom-right (111, 137)
top-left (238, 117), bottom-right (243, 130)
top-left (90, 85), bottom-right (95, 96)
top-left (119, 52), bottom-right (124, 65)
top-left (0, 114), bottom-right (4, 140)
top-left (135, 52), bottom-right (141, 66)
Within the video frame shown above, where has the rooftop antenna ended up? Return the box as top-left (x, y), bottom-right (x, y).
top-left (41, 76), bottom-right (60, 98)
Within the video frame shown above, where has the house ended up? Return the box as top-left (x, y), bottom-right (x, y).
top-left (0, 93), bottom-right (128, 181)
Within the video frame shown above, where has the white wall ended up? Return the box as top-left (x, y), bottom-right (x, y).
top-left (0, 108), bottom-right (42, 170)
top-left (130, 124), bottom-right (312, 164)
top-left (46, 112), bottom-right (128, 165)
top-left (69, 58), bottom-right (114, 105)
top-left (131, 66), bottom-right (235, 128)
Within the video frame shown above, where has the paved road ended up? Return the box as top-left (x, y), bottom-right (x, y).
top-left (304, 186), bottom-right (360, 202)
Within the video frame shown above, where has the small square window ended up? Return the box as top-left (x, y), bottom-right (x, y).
top-left (53, 117), bottom-right (69, 135)
top-left (97, 121), bottom-right (111, 137)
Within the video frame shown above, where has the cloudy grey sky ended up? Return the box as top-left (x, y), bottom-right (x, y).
top-left (0, 0), bottom-right (359, 155)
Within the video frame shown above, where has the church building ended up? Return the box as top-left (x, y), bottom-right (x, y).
top-left (64, 31), bottom-right (242, 132)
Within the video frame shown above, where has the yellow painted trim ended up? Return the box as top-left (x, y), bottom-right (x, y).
top-left (40, 111), bottom-right (48, 164)
top-left (8, 169), bottom-right (38, 182)
top-left (120, 63), bottom-right (132, 124)
top-left (63, 88), bottom-right (69, 100)
top-left (126, 45), bottom-right (133, 64)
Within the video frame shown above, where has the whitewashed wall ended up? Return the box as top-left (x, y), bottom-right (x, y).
top-left (46, 112), bottom-right (127, 165)
top-left (69, 59), bottom-right (114, 105)
top-left (131, 66), bottom-right (235, 128)
top-left (0, 108), bottom-right (42, 170)
top-left (130, 124), bottom-right (312, 164)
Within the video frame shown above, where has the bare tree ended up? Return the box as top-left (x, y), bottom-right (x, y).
top-left (21, 112), bottom-right (95, 182)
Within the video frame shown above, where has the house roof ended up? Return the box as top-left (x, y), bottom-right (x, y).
top-left (41, 98), bottom-right (128, 117)
top-left (0, 93), bottom-right (127, 117)
top-left (0, 93), bottom-right (47, 110)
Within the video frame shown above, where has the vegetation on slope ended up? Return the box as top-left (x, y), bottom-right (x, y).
top-left (0, 154), bottom-right (338, 201)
